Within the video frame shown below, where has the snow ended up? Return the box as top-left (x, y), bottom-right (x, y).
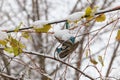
top-left (30, 20), bottom-right (49, 28)
top-left (66, 12), bottom-right (86, 29)
top-left (68, 22), bottom-right (77, 29)
top-left (1, 0), bottom-right (120, 80)
top-left (0, 31), bottom-right (8, 40)
top-left (31, 11), bottom-right (85, 30)
top-left (67, 12), bottom-right (85, 22)
top-left (110, 68), bottom-right (120, 79)
top-left (54, 29), bottom-right (73, 41)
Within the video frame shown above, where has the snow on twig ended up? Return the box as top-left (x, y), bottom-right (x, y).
top-left (4, 6), bottom-right (120, 33)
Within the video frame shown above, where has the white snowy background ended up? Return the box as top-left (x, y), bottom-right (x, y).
top-left (0, 0), bottom-right (120, 80)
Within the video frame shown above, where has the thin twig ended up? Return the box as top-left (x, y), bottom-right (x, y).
top-left (23, 51), bottom-right (95, 80)
top-left (0, 72), bottom-right (19, 80)
top-left (5, 6), bottom-right (120, 33)
top-left (106, 42), bottom-right (120, 77)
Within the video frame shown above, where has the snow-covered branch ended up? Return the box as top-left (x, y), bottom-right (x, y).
top-left (5, 6), bottom-right (120, 33)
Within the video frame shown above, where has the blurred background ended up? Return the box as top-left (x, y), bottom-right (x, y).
top-left (0, 0), bottom-right (120, 80)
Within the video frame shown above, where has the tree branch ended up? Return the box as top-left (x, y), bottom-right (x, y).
top-left (23, 51), bottom-right (94, 80)
top-left (105, 42), bottom-right (120, 77)
top-left (5, 6), bottom-right (120, 33)
top-left (0, 72), bottom-right (20, 80)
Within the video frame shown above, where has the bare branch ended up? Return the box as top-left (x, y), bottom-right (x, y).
top-left (0, 72), bottom-right (20, 80)
top-left (106, 42), bottom-right (120, 77)
top-left (23, 51), bottom-right (95, 80)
